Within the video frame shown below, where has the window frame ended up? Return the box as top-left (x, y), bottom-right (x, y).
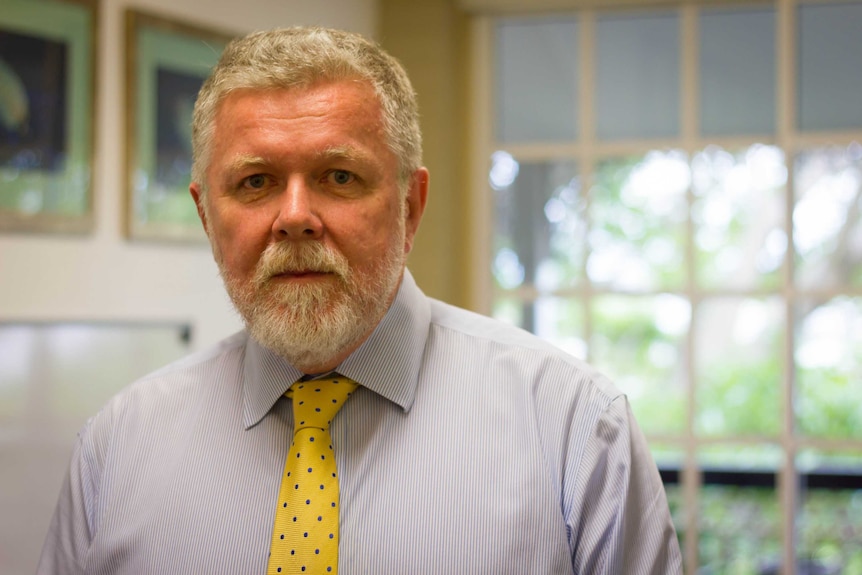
top-left (469, 2), bottom-right (862, 573)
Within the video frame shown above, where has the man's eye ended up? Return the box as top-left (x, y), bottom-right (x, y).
top-left (328, 170), bottom-right (355, 185)
top-left (243, 174), bottom-right (268, 188)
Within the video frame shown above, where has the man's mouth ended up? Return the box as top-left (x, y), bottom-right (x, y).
top-left (270, 270), bottom-right (333, 280)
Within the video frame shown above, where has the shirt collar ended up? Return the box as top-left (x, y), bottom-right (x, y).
top-left (241, 268), bottom-right (430, 429)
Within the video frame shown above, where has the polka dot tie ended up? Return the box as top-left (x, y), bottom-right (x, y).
top-left (267, 375), bottom-right (357, 575)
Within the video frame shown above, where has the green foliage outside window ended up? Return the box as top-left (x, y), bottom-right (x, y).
top-left (491, 146), bottom-right (861, 572)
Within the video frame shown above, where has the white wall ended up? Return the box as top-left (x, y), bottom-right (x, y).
top-left (0, 0), bottom-right (378, 351)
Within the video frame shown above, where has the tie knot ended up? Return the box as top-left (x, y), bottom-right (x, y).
top-left (289, 375), bottom-right (358, 432)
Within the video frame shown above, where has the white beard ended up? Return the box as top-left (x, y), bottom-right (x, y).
top-left (215, 234), bottom-right (405, 372)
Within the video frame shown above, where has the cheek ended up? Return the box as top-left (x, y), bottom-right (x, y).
top-left (327, 226), bottom-right (388, 274)
top-left (211, 213), bottom-right (269, 277)
top-left (360, 206), bottom-right (406, 251)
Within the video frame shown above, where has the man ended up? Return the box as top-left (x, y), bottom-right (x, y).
top-left (38, 27), bottom-right (681, 574)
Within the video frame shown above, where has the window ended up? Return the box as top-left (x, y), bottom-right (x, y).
top-left (474, 2), bottom-right (862, 573)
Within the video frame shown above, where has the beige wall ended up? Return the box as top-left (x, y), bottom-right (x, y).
top-left (379, 0), bottom-right (474, 309)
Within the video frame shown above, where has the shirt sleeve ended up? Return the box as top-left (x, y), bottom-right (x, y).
top-left (566, 395), bottom-right (683, 574)
top-left (36, 420), bottom-right (101, 575)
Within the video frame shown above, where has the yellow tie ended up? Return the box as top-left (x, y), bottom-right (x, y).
top-left (267, 375), bottom-right (358, 575)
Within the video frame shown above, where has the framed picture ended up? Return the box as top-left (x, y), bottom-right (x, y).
top-left (125, 10), bottom-right (234, 242)
top-left (0, 0), bottom-right (97, 234)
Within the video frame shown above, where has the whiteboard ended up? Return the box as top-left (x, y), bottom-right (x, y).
top-left (0, 322), bottom-right (192, 575)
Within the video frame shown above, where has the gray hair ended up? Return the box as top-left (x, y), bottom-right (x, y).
top-left (191, 26), bottom-right (422, 192)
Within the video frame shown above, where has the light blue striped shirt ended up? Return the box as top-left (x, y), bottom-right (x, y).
top-left (38, 270), bottom-right (681, 574)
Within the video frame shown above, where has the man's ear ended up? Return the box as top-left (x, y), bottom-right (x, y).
top-left (189, 182), bottom-right (209, 236)
top-left (403, 167), bottom-right (429, 255)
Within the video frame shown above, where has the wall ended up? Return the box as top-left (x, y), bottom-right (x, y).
top-left (0, 1), bottom-right (377, 572)
top-left (0, 0), bottom-right (377, 353)
top-left (379, 0), bottom-right (474, 309)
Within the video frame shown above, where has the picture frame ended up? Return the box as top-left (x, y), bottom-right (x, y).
top-left (0, 0), bottom-right (97, 234)
top-left (125, 10), bottom-right (234, 242)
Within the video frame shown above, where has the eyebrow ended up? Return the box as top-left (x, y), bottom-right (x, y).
top-left (316, 145), bottom-right (375, 166)
top-left (222, 154), bottom-right (268, 178)
top-left (225, 146), bottom-right (372, 168)
top-left (219, 145), bottom-right (378, 186)
top-left (216, 155), bottom-right (269, 190)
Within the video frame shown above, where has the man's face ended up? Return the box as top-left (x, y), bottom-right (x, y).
top-left (190, 80), bottom-right (428, 373)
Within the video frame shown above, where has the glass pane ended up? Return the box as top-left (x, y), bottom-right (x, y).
top-left (491, 153), bottom-right (583, 292)
top-left (796, 450), bottom-right (862, 575)
top-left (596, 11), bottom-right (679, 140)
top-left (795, 296), bottom-right (862, 439)
top-left (533, 296), bottom-right (586, 360)
top-left (651, 444), bottom-right (685, 475)
top-left (589, 151), bottom-right (689, 291)
top-left (496, 17), bottom-right (578, 143)
top-left (698, 446), bottom-right (783, 575)
top-left (651, 446), bottom-right (686, 555)
top-left (797, 2), bottom-right (862, 131)
top-left (692, 144), bottom-right (787, 290)
top-left (695, 297), bottom-right (784, 437)
top-left (665, 484), bottom-right (686, 559)
top-left (491, 295), bottom-right (586, 359)
top-left (590, 294), bottom-right (690, 436)
top-left (793, 144), bottom-right (862, 289)
top-left (491, 294), bottom-right (525, 329)
top-left (699, 7), bottom-right (775, 136)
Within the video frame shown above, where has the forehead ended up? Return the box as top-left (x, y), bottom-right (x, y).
top-left (206, 81), bottom-right (398, 178)
top-left (210, 81), bottom-right (388, 154)
top-left (216, 79), bottom-right (382, 123)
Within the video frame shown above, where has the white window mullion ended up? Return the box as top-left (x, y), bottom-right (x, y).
top-left (579, 11), bottom-right (596, 363)
top-left (777, 1), bottom-right (798, 573)
top-left (680, 6), bottom-right (701, 573)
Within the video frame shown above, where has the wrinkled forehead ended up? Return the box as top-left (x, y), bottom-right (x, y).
top-left (212, 77), bottom-right (382, 126)
top-left (206, 82), bottom-right (396, 176)
top-left (210, 81), bottom-right (384, 132)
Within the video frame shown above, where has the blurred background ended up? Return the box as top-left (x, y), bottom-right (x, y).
top-left (1, 0), bottom-right (860, 574)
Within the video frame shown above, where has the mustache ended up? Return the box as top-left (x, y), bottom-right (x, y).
top-left (253, 242), bottom-right (349, 286)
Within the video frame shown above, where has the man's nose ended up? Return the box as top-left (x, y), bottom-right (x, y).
top-left (271, 177), bottom-right (324, 240)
